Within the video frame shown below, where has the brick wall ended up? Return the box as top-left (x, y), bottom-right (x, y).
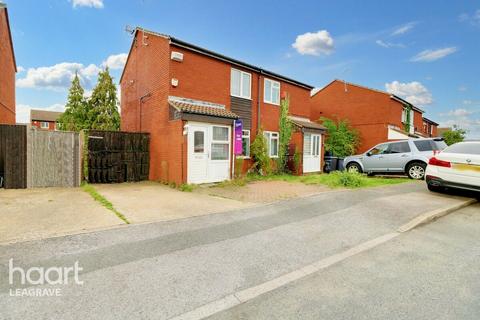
top-left (0, 9), bottom-right (16, 125)
top-left (31, 121), bottom-right (56, 131)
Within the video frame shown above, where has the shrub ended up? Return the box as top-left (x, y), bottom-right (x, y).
top-left (250, 129), bottom-right (271, 175)
top-left (320, 117), bottom-right (360, 157)
top-left (442, 125), bottom-right (466, 146)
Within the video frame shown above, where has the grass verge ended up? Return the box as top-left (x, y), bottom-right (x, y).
top-left (82, 183), bottom-right (130, 224)
top-left (219, 172), bottom-right (410, 189)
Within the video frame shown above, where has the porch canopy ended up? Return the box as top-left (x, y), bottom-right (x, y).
top-left (288, 116), bottom-right (326, 133)
top-left (168, 96), bottom-right (239, 125)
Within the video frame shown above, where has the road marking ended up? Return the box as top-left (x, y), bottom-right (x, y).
top-left (169, 232), bottom-right (400, 320)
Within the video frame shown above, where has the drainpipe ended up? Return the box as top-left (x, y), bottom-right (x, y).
top-left (257, 72), bottom-right (262, 133)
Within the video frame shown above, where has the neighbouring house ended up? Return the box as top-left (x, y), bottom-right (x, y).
top-left (30, 109), bottom-right (63, 131)
top-left (0, 2), bottom-right (16, 125)
top-left (310, 79), bottom-right (438, 153)
top-left (420, 117), bottom-right (439, 138)
top-left (121, 27), bottom-right (325, 185)
top-left (437, 127), bottom-right (451, 136)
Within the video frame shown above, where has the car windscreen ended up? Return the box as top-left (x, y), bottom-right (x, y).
top-left (413, 140), bottom-right (447, 151)
top-left (443, 143), bottom-right (480, 155)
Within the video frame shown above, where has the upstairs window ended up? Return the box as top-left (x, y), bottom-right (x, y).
top-left (264, 78), bottom-right (280, 105)
top-left (230, 68), bottom-right (251, 99)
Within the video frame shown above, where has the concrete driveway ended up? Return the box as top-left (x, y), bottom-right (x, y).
top-left (0, 187), bottom-right (123, 244)
top-left (93, 181), bottom-right (252, 223)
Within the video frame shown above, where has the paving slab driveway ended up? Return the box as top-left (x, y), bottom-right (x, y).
top-left (94, 181), bottom-right (253, 224)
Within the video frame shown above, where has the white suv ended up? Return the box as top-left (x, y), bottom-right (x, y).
top-left (344, 138), bottom-right (447, 180)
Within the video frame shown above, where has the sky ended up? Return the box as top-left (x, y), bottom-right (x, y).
top-left (5, 0), bottom-right (480, 138)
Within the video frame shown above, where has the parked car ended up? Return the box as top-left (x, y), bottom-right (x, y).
top-left (425, 141), bottom-right (480, 192)
top-left (344, 138), bottom-right (447, 179)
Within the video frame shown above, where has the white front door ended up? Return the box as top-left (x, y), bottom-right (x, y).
top-left (187, 123), bottom-right (231, 184)
top-left (303, 133), bottom-right (321, 173)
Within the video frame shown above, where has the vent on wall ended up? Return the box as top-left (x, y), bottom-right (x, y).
top-left (171, 51), bottom-right (184, 62)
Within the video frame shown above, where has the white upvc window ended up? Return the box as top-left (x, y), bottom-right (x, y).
top-left (40, 122), bottom-right (49, 129)
top-left (211, 126), bottom-right (230, 161)
top-left (230, 68), bottom-right (251, 99)
top-left (240, 130), bottom-right (250, 158)
top-left (263, 131), bottom-right (279, 158)
top-left (264, 78), bottom-right (280, 105)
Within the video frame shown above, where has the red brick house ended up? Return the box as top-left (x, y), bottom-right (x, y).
top-left (310, 80), bottom-right (438, 153)
top-left (30, 109), bottom-right (63, 131)
top-left (0, 3), bottom-right (16, 125)
top-left (421, 117), bottom-right (438, 138)
top-left (121, 28), bottom-right (325, 185)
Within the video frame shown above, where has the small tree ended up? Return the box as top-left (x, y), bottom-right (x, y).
top-left (88, 68), bottom-right (120, 131)
top-left (58, 72), bottom-right (89, 131)
top-left (442, 125), bottom-right (466, 146)
top-left (277, 94), bottom-right (293, 173)
top-left (250, 129), bottom-right (271, 175)
top-left (320, 117), bottom-right (360, 157)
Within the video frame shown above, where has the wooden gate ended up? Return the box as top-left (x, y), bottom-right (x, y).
top-left (87, 130), bottom-right (149, 183)
top-left (0, 125), bottom-right (27, 189)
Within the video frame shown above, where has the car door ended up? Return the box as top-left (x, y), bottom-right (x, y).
top-left (362, 143), bottom-right (389, 172)
top-left (380, 141), bottom-right (412, 172)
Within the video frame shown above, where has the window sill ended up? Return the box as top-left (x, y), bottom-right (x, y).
top-left (263, 100), bottom-right (280, 106)
top-left (237, 156), bottom-right (250, 159)
top-left (231, 94), bottom-right (252, 100)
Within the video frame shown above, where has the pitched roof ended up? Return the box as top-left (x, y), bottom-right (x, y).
top-left (121, 27), bottom-right (313, 90)
top-left (312, 79), bottom-right (424, 113)
top-left (168, 96), bottom-right (238, 119)
top-left (423, 117), bottom-right (439, 125)
top-left (288, 116), bottom-right (326, 131)
top-left (30, 109), bottom-right (63, 122)
top-left (1, 6), bottom-right (17, 72)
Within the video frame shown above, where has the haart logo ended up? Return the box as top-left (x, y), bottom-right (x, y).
top-left (8, 259), bottom-right (84, 297)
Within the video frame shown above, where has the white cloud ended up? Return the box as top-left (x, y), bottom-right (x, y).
top-left (391, 22), bottom-right (416, 36)
top-left (16, 62), bottom-right (101, 90)
top-left (16, 103), bottom-right (65, 123)
top-left (292, 30), bottom-right (334, 56)
top-left (17, 66), bottom-right (25, 73)
top-left (71, 0), bottom-right (104, 8)
top-left (411, 47), bottom-right (457, 62)
top-left (385, 81), bottom-right (433, 106)
top-left (441, 108), bottom-right (474, 117)
top-left (375, 40), bottom-right (405, 48)
top-left (102, 53), bottom-right (128, 70)
top-left (458, 86), bottom-right (467, 92)
top-left (439, 116), bottom-right (480, 139)
top-left (459, 9), bottom-right (480, 26)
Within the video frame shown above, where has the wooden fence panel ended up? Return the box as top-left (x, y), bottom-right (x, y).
top-left (88, 130), bottom-right (149, 183)
top-left (0, 125), bottom-right (27, 189)
top-left (27, 129), bottom-right (81, 188)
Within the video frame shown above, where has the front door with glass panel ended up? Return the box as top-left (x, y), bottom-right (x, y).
top-left (303, 133), bottom-right (321, 173)
top-left (187, 123), bottom-right (231, 184)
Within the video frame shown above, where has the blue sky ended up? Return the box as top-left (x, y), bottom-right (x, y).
top-left (6, 0), bottom-right (480, 137)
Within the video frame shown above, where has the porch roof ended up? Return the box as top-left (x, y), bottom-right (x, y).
top-left (288, 117), bottom-right (326, 132)
top-left (168, 96), bottom-right (239, 119)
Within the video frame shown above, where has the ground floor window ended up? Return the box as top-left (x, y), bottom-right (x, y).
top-left (211, 126), bottom-right (229, 160)
top-left (264, 131), bottom-right (279, 158)
top-left (40, 122), bottom-right (49, 129)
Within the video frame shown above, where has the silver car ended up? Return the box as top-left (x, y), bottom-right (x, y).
top-left (344, 138), bottom-right (447, 180)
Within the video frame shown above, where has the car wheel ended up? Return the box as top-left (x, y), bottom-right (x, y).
top-left (407, 162), bottom-right (426, 180)
top-left (427, 183), bottom-right (443, 193)
top-left (346, 162), bottom-right (362, 173)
